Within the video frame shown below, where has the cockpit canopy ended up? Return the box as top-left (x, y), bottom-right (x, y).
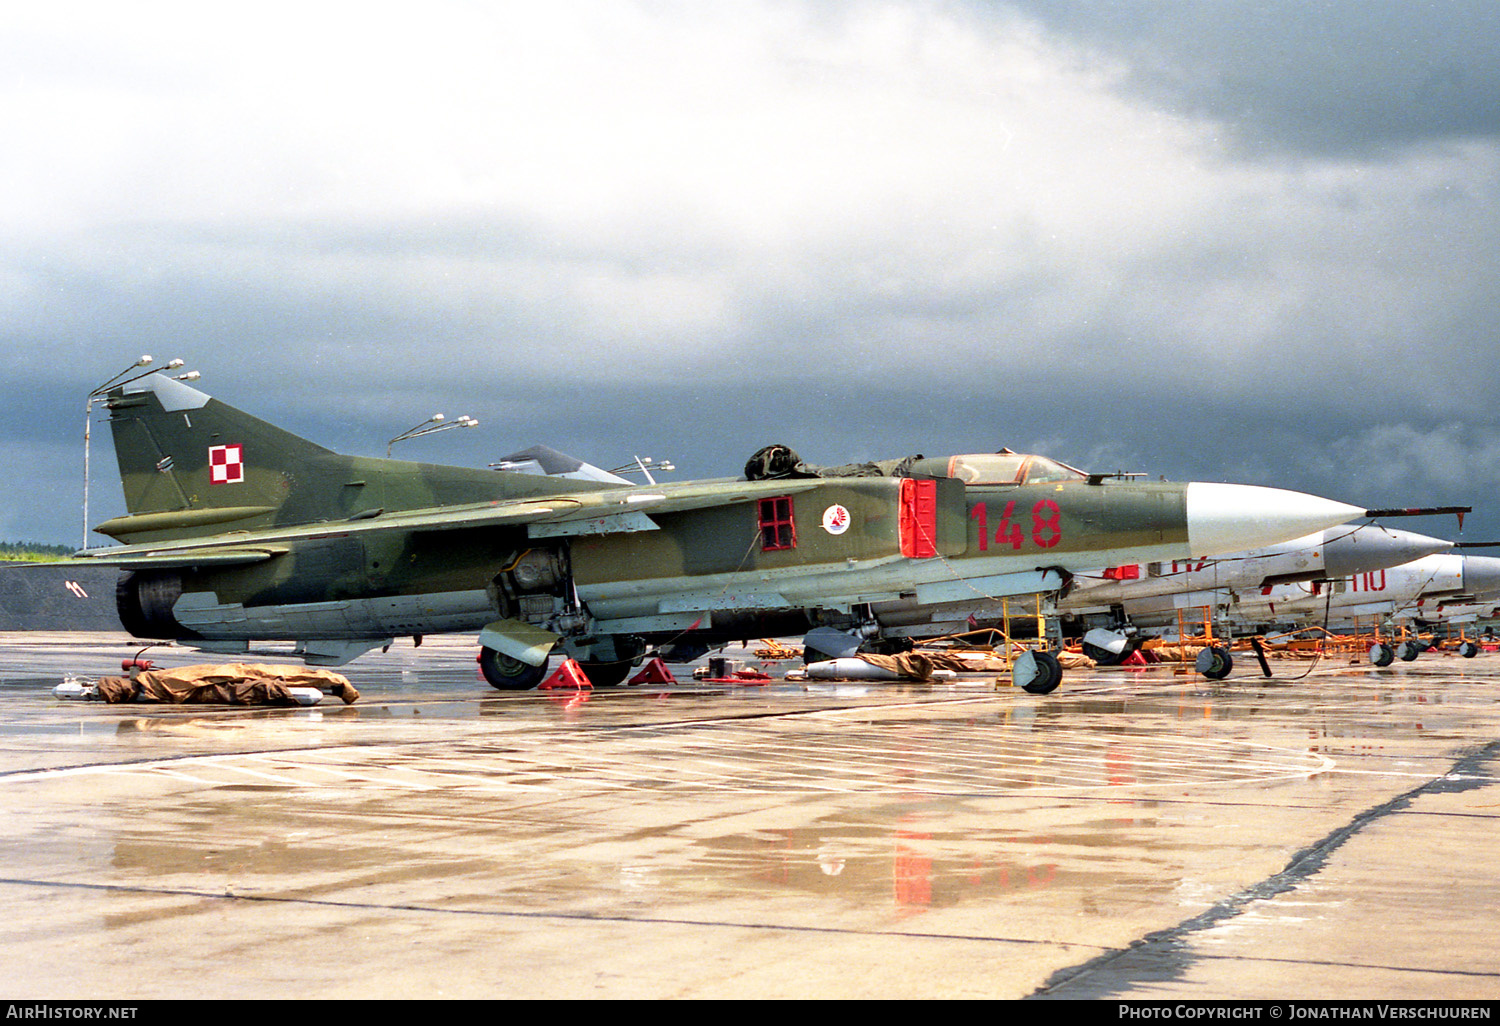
top-left (740, 444), bottom-right (1089, 485)
top-left (930, 453), bottom-right (1088, 485)
top-left (946, 453), bottom-right (1088, 485)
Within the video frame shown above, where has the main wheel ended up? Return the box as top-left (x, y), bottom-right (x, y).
top-left (1195, 645), bottom-right (1234, 680)
top-left (1460, 641), bottom-right (1480, 659)
top-left (1082, 641), bottom-right (1122, 666)
top-left (1370, 642), bottom-right (1395, 667)
top-left (478, 647), bottom-right (550, 690)
top-left (578, 659), bottom-right (632, 687)
top-left (1396, 640), bottom-right (1421, 662)
top-left (658, 642), bottom-right (709, 663)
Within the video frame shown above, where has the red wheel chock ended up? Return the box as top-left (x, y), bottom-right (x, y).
top-left (539, 658), bottom-right (594, 690)
top-left (627, 657), bottom-right (677, 685)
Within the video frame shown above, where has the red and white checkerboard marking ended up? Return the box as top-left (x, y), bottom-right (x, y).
top-left (209, 444), bottom-right (244, 484)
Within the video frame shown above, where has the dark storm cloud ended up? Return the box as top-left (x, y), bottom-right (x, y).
top-left (1006, 0), bottom-right (1500, 157)
top-left (4, 1), bottom-right (1500, 550)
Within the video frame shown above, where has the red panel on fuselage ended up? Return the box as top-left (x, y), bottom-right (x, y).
top-left (899, 478), bottom-right (939, 558)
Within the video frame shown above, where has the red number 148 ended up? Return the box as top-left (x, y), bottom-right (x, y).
top-left (970, 499), bottom-right (1062, 550)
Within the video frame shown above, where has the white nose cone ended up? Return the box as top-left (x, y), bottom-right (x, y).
top-left (1187, 483), bottom-right (1364, 558)
top-left (1322, 527), bottom-right (1452, 580)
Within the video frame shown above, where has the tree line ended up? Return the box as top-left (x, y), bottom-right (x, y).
top-left (0, 541), bottom-right (70, 562)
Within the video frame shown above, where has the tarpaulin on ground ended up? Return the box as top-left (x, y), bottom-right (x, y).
top-left (840, 652), bottom-right (955, 679)
top-left (920, 649), bottom-right (1098, 672)
top-left (816, 650), bottom-right (1097, 680)
top-left (93, 663), bottom-right (359, 705)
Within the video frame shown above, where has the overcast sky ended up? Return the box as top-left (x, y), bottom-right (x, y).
top-left (4, 0), bottom-right (1498, 550)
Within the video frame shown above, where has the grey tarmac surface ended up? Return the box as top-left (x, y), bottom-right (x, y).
top-left (0, 631), bottom-right (1498, 1000)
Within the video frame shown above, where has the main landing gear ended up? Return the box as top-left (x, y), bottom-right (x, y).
top-left (478, 647), bottom-right (551, 690)
top-left (476, 640), bottom-right (642, 690)
top-left (1368, 640), bottom-right (1427, 667)
top-left (575, 658), bottom-right (632, 688)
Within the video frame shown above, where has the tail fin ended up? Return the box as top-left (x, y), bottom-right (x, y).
top-left (94, 371), bottom-right (600, 547)
top-left (98, 373), bottom-right (332, 542)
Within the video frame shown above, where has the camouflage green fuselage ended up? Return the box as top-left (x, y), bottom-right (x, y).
top-left (570, 476), bottom-right (1188, 637)
top-left (90, 374), bottom-right (1192, 659)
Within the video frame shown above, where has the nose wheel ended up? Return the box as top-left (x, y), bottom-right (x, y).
top-left (1194, 645), bottom-right (1234, 680)
top-left (1013, 649), bottom-right (1063, 694)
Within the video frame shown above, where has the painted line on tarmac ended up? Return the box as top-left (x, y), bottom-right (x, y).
top-left (0, 874), bottom-right (1113, 955)
top-left (1029, 738), bottom-right (1500, 999)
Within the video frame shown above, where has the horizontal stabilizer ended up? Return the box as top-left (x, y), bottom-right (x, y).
top-left (59, 547), bottom-right (286, 569)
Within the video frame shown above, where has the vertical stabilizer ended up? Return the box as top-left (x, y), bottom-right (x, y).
top-left (99, 373), bottom-right (333, 540)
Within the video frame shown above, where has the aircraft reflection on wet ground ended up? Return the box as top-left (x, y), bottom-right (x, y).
top-left (1, 631), bottom-right (1499, 1000)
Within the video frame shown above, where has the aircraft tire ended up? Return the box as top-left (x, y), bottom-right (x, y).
top-left (578, 660), bottom-right (632, 687)
top-left (658, 642), bottom-right (709, 663)
top-left (478, 647), bottom-right (550, 690)
top-left (1081, 642), bottom-right (1121, 666)
top-left (1195, 645), bottom-right (1234, 680)
top-left (1396, 641), bottom-right (1421, 662)
top-left (1370, 643), bottom-right (1395, 667)
top-left (1021, 650), bottom-right (1063, 695)
top-left (1460, 641), bottom-right (1480, 658)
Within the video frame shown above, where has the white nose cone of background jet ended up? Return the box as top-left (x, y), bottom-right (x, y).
top-left (1187, 483), bottom-right (1365, 558)
top-left (1322, 527), bottom-right (1453, 580)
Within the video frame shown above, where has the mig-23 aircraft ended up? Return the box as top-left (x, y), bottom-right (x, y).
top-left (72, 372), bottom-right (1376, 693)
top-left (1056, 524), bottom-right (1454, 641)
top-left (1231, 552), bottom-right (1500, 664)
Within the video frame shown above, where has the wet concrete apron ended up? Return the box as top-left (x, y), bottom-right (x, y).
top-left (0, 633), bottom-right (1496, 999)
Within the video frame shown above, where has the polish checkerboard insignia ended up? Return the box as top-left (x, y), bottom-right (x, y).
top-left (209, 444), bottom-right (244, 484)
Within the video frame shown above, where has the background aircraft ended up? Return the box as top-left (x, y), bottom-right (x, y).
top-left (1057, 524), bottom-right (1454, 641)
top-left (1234, 552), bottom-right (1500, 665)
top-left (1085, 551), bottom-right (1500, 672)
top-left (76, 372), bottom-right (1373, 692)
top-left (1231, 552), bottom-right (1500, 626)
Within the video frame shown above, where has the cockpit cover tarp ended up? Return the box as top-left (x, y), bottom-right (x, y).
top-left (743, 444), bottom-right (924, 481)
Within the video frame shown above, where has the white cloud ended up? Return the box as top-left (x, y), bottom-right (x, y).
top-left (1311, 423), bottom-right (1500, 495)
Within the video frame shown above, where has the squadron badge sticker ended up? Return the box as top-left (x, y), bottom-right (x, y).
top-left (821, 504), bottom-right (850, 535)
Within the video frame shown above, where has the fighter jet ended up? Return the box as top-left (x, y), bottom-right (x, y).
top-left (1234, 552), bottom-right (1500, 664)
top-left (73, 372), bottom-right (1373, 693)
top-left (1057, 525), bottom-right (1454, 640)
